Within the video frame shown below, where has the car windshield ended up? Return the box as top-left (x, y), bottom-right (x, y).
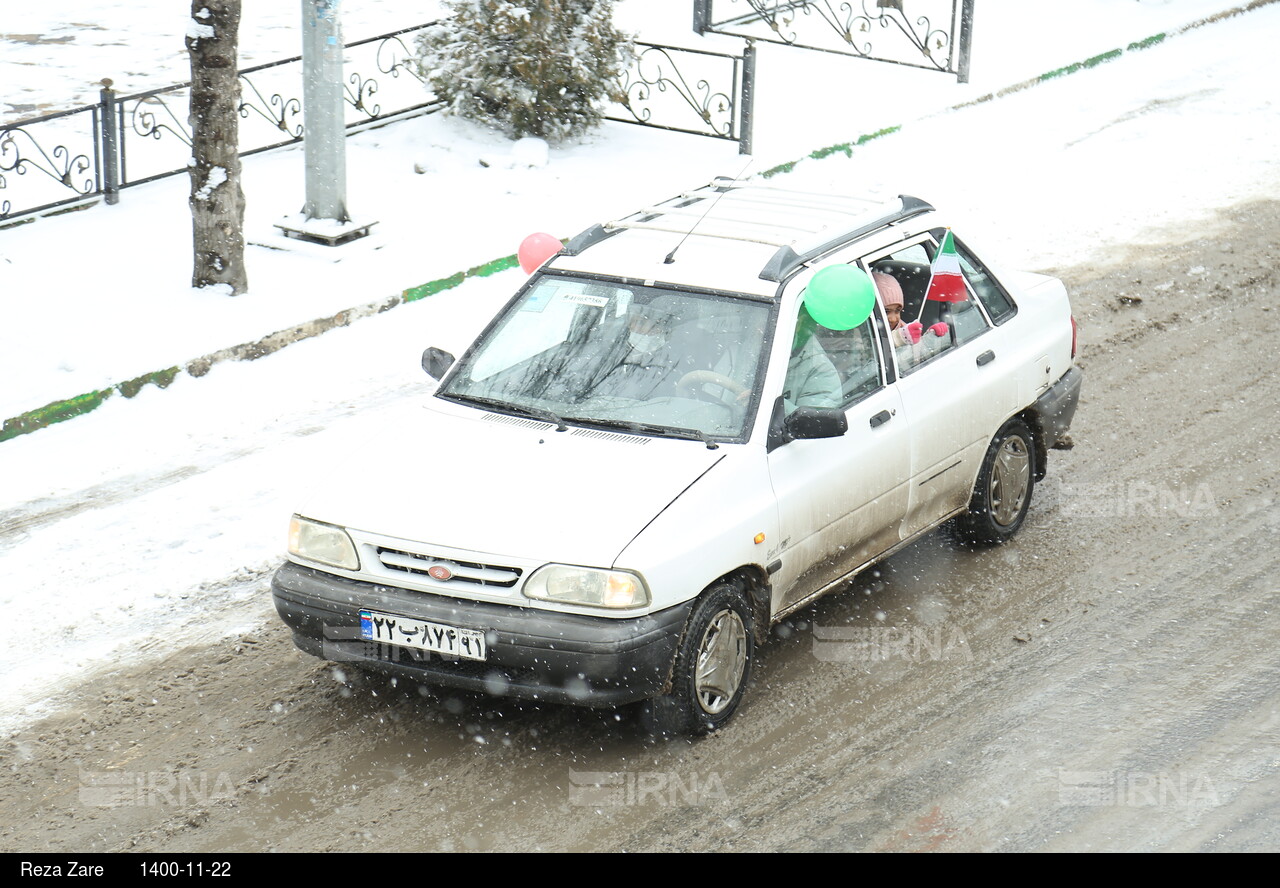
top-left (438, 273), bottom-right (773, 441)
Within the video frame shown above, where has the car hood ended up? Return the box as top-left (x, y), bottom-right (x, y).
top-left (297, 399), bottom-right (726, 567)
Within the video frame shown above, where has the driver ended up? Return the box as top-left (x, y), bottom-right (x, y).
top-left (583, 302), bottom-right (688, 401)
top-left (782, 305), bottom-right (842, 413)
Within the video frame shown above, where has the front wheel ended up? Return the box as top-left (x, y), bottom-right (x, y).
top-left (955, 418), bottom-right (1036, 546)
top-left (639, 582), bottom-right (754, 737)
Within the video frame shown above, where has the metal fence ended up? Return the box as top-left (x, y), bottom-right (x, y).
top-left (1, 25), bottom-right (755, 226)
top-left (607, 41), bottom-right (756, 155)
top-left (693, 0), bottom-right (973, 82)
top-left (1, 23), bottom-right (440, 225)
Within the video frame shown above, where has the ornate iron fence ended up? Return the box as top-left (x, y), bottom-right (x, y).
top-left (1, 23), bottom-right (755, 226)
top-left (693, 0), bottom-right (974, 81)
top-left (606, 41), bottom-right (756, 155)
top-left (1, 23), bottom-right (439, 225)
top-left (0, 102), bottom-right (105, 222)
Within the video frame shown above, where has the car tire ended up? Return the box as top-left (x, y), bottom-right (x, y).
top-left (638, 581), bottom-right (754, 738)
top-left (955, 417), bottom-right (1036, 546)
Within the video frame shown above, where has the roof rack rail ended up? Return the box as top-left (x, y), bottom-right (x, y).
top-left (759, 195), bottom-right (935, 282)
top-left (559, 179), bottom-right (935, 281)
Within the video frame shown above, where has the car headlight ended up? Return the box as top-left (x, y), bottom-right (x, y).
top-left (523, 564), bottom-right (649, 609)
top-left (288, 515), bottom-right (359, 571)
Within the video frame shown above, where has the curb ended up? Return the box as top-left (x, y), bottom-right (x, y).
top-left (0, 253), bottom-right (519, 444)
top-left (4, 0), bottom-right (1275, 445)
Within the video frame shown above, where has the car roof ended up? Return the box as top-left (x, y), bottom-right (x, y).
top-left (548, 177), bottom-right (936, 299)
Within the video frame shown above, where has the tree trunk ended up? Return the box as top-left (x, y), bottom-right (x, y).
top-left (186, 1), bottom-right (247, 295)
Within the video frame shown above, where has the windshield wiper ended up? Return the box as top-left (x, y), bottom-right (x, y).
top-left (443, 396), bottom-right (720, 447)
top-left (566, 417), bottom-right (722, 450)
top-left (441, 394), bottom-right (567, 431)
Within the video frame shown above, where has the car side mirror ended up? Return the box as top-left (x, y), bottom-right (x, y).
top-left (784, 406), bottom-right (848, 440)
top-left (421, 346), bottom-right (455, 381)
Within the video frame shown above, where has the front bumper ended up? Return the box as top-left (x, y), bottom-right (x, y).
top-left (271, 561), bottom-right (692, 707)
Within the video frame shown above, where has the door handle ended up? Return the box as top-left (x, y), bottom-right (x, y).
top-left (976, 350), bottom-right (996, 367)
top-left (870, 410), bottom-right (892, 428)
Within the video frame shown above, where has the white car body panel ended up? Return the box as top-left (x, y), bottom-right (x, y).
top-left (295, 399), bottom-right (726, 572)
top-left (766, 382), bottom-right (911, 613)
top-left (615, 445), bottom-right (778, 613)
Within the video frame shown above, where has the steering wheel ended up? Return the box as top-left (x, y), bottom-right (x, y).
top-left (676, 370), bottom-right (748, 406)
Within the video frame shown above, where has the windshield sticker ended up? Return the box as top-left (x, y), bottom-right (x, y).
top-left (521, 288), bottom-right (555, 312)
top-left (560, 292), bottom-right (610, 308)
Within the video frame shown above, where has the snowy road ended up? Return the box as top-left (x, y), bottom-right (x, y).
top-left (2, 204), bottom-right (1278, 851)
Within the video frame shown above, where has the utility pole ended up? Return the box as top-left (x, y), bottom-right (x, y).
top-left (276, 0), bottom-right (375, 245)
top-left (302, 0), bottom-right (347, 221)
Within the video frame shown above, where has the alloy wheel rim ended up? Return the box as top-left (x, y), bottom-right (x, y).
top-left (695, 609), bottom-right (747, 715)
top-left (990, 435), bottom-right (1031, 526)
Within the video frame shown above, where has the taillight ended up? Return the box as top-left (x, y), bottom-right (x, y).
top-left (1070, 315), bottom-right (1078, 359)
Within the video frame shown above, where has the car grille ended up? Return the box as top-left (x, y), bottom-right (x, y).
top-left (375, 546), bottom-right (523, 588)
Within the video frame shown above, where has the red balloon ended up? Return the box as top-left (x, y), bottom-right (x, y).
top-left (518, 232), bottom-right (561, 274)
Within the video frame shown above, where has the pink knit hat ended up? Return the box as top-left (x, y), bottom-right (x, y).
top-left (873, 272), bottom-right (904, 309)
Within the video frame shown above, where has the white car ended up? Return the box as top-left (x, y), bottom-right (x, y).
top-left (272, 177), bottom-right (1082, 735)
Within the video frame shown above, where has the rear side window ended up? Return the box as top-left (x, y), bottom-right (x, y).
top-left (948, 233), bottom-right (1017, 325)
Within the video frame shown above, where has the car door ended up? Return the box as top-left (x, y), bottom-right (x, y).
top-left (868, 236), bottom-right (1015, 539)
top-left (765, 293), bottom-right (910, 618)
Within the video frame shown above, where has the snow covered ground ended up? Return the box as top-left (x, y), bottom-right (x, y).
top-left (1, 0), bottom-right (1277, 734)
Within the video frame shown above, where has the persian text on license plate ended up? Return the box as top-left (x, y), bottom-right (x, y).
top-left (358, 610), bottom-right (487, 661)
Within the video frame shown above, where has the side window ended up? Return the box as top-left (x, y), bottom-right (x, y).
top-left (926, 281), bottom-right (990, 348)
top-left (950, 234), bottom-right (1017, 325)
top-left (813, 318), bottom-right (882, 407)
top-left (782, 304), bottom-right (843, 415)
top-left (869, 243), bottom-right (957, 375)
top-left (916, 235), bottom-right (991, 348)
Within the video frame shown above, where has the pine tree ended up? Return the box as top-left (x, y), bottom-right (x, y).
top-left (414, 0), bottom-right (634, 142)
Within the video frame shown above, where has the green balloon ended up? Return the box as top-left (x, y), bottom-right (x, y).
top-left (803, 265), bottom-right (877, 331)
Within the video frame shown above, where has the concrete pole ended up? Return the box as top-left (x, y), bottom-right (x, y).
top-left (957, 0), bottom-right (975, 84)
top-left (301, 0), bottom-right (349, 221)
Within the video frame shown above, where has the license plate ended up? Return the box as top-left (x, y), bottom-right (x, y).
top-left (358, 610), bottom-right (487, 662)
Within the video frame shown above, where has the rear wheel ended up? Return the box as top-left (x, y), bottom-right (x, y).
top-left (955, 418), bottom-right (1035, 545)
top-left (639, 582), bottom-right (754, 737)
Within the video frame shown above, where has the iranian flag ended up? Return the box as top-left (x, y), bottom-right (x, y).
top-left (924, 229), bottom-right (968, 305)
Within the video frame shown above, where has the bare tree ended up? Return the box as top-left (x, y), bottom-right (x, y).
top-left (186, 1), bottom-right (247, 294)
